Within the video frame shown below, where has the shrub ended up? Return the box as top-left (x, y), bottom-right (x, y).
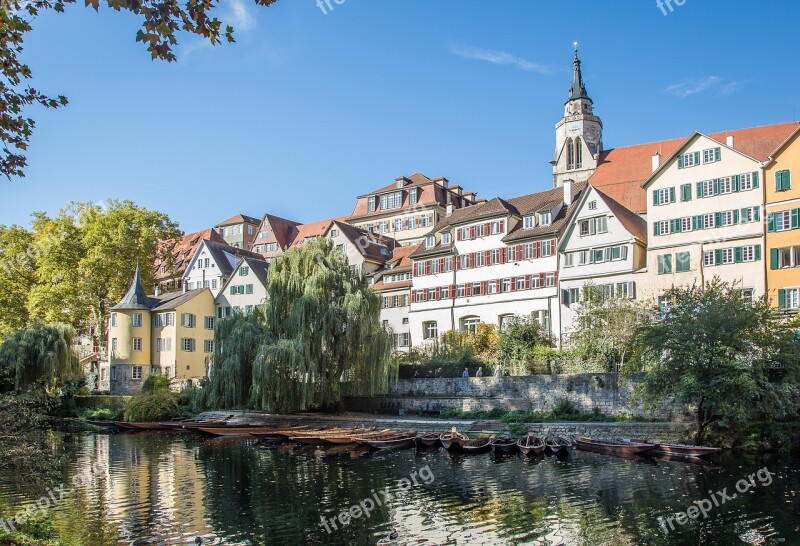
top-left (124, 390), bottom-right (182, 422)
top-left (550, 398), bottom-right (579, 418)
top-left (141, 373), bottom-right (171, 394)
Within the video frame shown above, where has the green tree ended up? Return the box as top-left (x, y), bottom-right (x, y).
top-left (0, 322), bottom-right (81, 393)
top-left (205, 310), bottom-right (262, 408)
top-left (498, 316), bottom-right (549, 374)
top-left (0, 225), bottom-right (36, 335)
top-left (631, 279), bottom-right (800, 444)
top-left (568, 283), bottom-right (644, 370)
top-left (251, 238), bottom-right (393, 411)
top-left (1, 0), bottom-right (279, 180)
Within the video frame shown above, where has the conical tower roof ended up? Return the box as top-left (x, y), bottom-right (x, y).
top-left (111, 265), bottom-right (153, 310)
top-left (567, 45), bottom-right (591, 103)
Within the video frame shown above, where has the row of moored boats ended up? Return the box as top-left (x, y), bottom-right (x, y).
top-left (89, 419), bottom-right (721, 460)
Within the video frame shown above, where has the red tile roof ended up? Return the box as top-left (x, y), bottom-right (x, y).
top-left (589, 121), bottom-right (800, 214)
top-left (154, 228), bottom-right (225, 282)
top-left (215, 213), bottom-right (262, 227)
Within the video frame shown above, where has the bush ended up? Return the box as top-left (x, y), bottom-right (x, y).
top-left (550, 398), bottom-right (579, 419)
top-left (141, 374), bottom-right (171, 394)
top-left (124, 390), bottom-right (182, 422)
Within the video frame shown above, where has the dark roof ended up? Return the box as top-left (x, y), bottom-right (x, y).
top-left (408, 206), bottom-right (477, 259)
top-left (112, 266), bottom-right (153, 310)
top-left (332, 221), bottom-right (395, 263)
top-left (503, 182), bottom-right (587, 243)
top-left (199, 240), bottom-right (264, 277)
top-left (151, 289), bottom-right (209, 312)
top-left (568, 49), bottom-right (591, 102)
top-left (241, 256), bottom-right (269, 286)
top-left (593, 187), bottom-right (647, 243)
top-left (216, 213), bottom-right (262, 227)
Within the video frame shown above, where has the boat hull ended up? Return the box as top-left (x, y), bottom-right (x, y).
top-left (575, 438), bottom-right (657, 455)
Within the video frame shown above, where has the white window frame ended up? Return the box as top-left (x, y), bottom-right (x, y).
top-left (703, 214), bottom-right (715, 229)
top-left (739, 172), bottom-right (753, 191)
top-left (423, 321), bottom-right (438, 340)
top-left (523, 215), bottom-right (535, 229)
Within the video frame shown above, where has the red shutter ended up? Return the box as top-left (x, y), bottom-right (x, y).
top-left (449, 285), bottom-right (456, 298)
top-left (553, 271), bottom-right (559, 284)
top-left (550, 239), bottom-right (556, 255)
top-left (516, 244), bottom-right (523, 261)
top-left (484, 250), bottom-right (490, 266)
top-left (469, 253), bottom-right (475, 268)
top-left (470, 226), bottom-right (476, 239)
top-left (511, 277), bottom-right (517, 292)
top-left (454, 258), bottom-right (459, 271)
top-left (466, 283), bottom-right (473, 297)
top-left (438, 258), bottom-right (445, 272)
top-left (456, 229), bottom-right (461, 241)
top-left (532, 243), bottom-right (539, 259)
top-left (425, 261), bottom-right (431, 275)
top-left (484, 222), bottom-right (491, 235)
top-left (500, 247), bottom-right (507, 264)
top-left (479, 281), bottom-right (486, 295)
top-left (525, 275), bottom-right (531, 289)
top-left (539, 272), bottom-right (545, 287)
top-left (499, 220), bottom-right (505, 233)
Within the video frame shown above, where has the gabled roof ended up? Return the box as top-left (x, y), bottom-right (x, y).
top-left (112, 266), bottom-right (153, 310)
top-left (329, 221), bottom-right (396, 264)
top-left (216, 214), bottom-right (262, 227)
top-left (765, 125), bottom-right (800, 167)
top-left (218, 256), bottom-right (270, 299)
top-left (187, 239), bottom-right (265, 279)
top-left (593, 187), bottom-right (647, 243)
top-left (503, 182), bottom-right (587, 243)
top-left (409, 206), bottom-right (477, 259)
top-left (450, 196), bottom-right (516, 225)
top-left (154, 228), bottom-right (226, 282)
top-left (258, 213), bottom-right (302, 250)
top-left (150, 289), bottom-right (210, 312)
top-left (289, 216), bottom-right (346, 245)
top-left (588, 121), bottom-right (800, 213)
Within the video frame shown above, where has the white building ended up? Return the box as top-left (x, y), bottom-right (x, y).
top-left (559, 185), bottom-right (647, 339)
top-left (408, 183), bottom-right (585, 345)
top-left (373, 245), bottom-right (418, 351)
top-left (215, 256), bottom-right (270, 318)
top-left (642, 132), bottom-right (766, 302)
top-left (182, 239), bottom-right (265, 298)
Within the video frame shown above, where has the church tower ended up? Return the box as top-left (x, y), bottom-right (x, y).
top-left (552, 45), bottom-right (603, 188)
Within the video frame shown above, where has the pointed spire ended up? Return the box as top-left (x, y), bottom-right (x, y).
top-left (568, 42), bottom-right (591, 103)
top-left (112, 265), bottom-right (153, 310)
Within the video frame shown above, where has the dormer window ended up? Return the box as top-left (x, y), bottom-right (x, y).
top-left (380, 191), bottom-right (402, 210)
top-left (425, 235), bottom-right (435, 248)
top-left (539, 211), bottom-right (552, 226)
top-left (409, 187), bottom-right (419, 205)
top-left (441, 232), bottom-right (451, 245)
top-left (523, 215), bottom-right (535, 229)
top-left (368, 196), bottom-right (376, 213)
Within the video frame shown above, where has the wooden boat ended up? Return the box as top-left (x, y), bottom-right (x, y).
top-left (462, 436), bottom-right (494, 454)
top-left (575, 436), bottom-right (657, 456)
top-left (490, 436), bottom-right (517, 454)
top-left (110, 421), bottom-right (140, 430)
top-left (359, 431), bottom-right (417, 450)
top-left (160, 420), bottom-right (228, 429)
top-left (323, 429), bottom-right (393, 445)
top-left (199, 425), bottom-right (309, 437)
top-left (126, 422), bottom-right (173, 430)
top-left (439, 427), bottom-right (469, 450)
top-left (415, 432), bottom-right (441, 448)
top-left (546, 436), bottom-right (572, 455)
top-left (631, 439), bottom-right (721, 458)
top-left (517, 433), bottom-right (545, 456)
top-left (290, 428), bottom-right (374, 446)
top-left (86, 420), bottom-right (124, 429)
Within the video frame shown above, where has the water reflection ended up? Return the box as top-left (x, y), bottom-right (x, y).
top-left (0, 431), bottom-right (797, 545)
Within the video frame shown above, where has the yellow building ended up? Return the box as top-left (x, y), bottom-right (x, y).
top-left (107, 267), bottom-right (216, 394)
top-left (765, 126), bottom-right (800, 314)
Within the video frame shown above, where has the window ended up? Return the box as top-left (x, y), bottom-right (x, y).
top-left (204, 316), bottom-right (215, 330)
top-left (718, 177), bottom-right (733, 194)
top-left (775, 170), bottom-right (792, 192)
top-left (703, 250), bottom-right (715, 266)
top-left (380, 191), bottom-right (402, 210)
top-left (427, 288), bottom-right (436, 301)
top-left (702, 147), bottom-right (720, 164)
top-left (580, 216), bottom-right (608, 236)
top-left (475, 252), bottom-right (485, 267)
top-left (472, 282), bottom-right (482, 295)
top-left (781, 288), bottom-right (800, 309)
top-left (248, 225), bottom-right (253, 235)
top-left (566, 137), bottom-right (575, 170)
top-left (457, 285), bottom-right (466, 298)
top-left (657, 254), bottom-right (672, 275)
top-left (111, 338), bottom-right (118, 352)
top-left (430, 259), bottom-right (439, 275)
top-left (111, 313), bottom-right (117, 327)
top-left (393, 219), bottom-right (403, 232)
top-left (679, 151), bottom-right (699, 168)
top-left (564, 252), bottom-right (575, 267)
top-left (396, 333), bottom-right (410, 347)
top-left (441, 232), bottom-right (451, 244)
top-left (182, 338), bottom-right (195, 352)
top-left (719, 210), bottom-right (735, 227)
top-left (774, 246), bottom-right (800, 269)
top-left (539, 211), bottom-right (552, 226)
top-left (265, 243), bottom-right (278, 252)
top-left (654, 187), bottom-right (674, 206)
top-left (588, 200), bottom-right (597, 210)
top-left (132, 338), bottom-right (142, 351)
top-left (329, 229), bottom-right (339, 239)
top-left (491, 221), bottom-right (502, 235)
top-left (741, 246), bottom-right (756, 262)
top-left (408, 217), bottom-right (417, 229)
top-left (592, 248), bottom-right (605, 263)
top-left (741, 207), bottom-right (759, 224)
top-left (703, 214), bottom-right (715, 229)
top-left (461, 316), bottom-right (480, 334)
top-left (460, 254), bottom-right (469, 270)
top-left (775, 211), bottom-right (792, 231)
top-left (523, 215), bottom-right (535, 229)
top-left (516, 277), bottom-right (526, 290)
top-left (401, 295), bottom-right (409, 307)
top-left (488, 281), bottom-right (498, 295)
top-left (128, 313), bottom-right (141, 327)
top-left (156, 338), bottom-right (172, 352)
top-left (655, 220), bottom-right (669, 236)
top-left (181, 313), bottom-right (196, 328)
top-left (212, 279), bottom-right (217, 290)
top-left (246, 284), bottom-right (254, 295)
top-left (260, 231), bottom-right (269, 239)
top-left (676, 252), bottom-right (691, 273)
top-left (239, 266), bottom-right (249, 276)
top-left (204, 340), bottom-right (214, 353)
top-left (423, 321), bottom-right (438, 340)
top-left (132, 366), bottom-right (142, 380)
top-left (426, 236), bottom-right (435, 248)
top-left (681, 217), bottom-right (692, 232)
top-left (409, 187), bottom-right (419, 205)
top-left (700, 179), bottom-right (714, 198)
top-left (523, 243), bottom-right (533, 260)
top-left (575, 137), bottom-right (583, 169)
top-left (443, 256), bottom-right (453, 272)
top-left (563, 287), bottom-right (580, 306)
top-left (490, 249), bottom-right (500, 265)
top-left (501, 278), bottom-right (511, 292)
top-left (720, 248), bottom-right (734, 264)
top-left (739, 172), bottom-right (754, 191)
top-left (545, 273), bottom-right (556, 287)
top-left (367, 197), bottom-right (376, 213)
top-left (439, 287), bottom-right (449, 300)
top-left (610, 245), bottom-right (627, 261)
top-left (532, 310), bottom-right (550, 332)
top-left (616, 282), bottom-right (635, 299)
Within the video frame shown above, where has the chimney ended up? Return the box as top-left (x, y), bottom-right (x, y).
top-left (563, 179), bottom-right (574, 207)
top-left (726, 135), bottom-right (734, 147)
top-left (651, 153), bottom-right (661, 172)
top-left (154, 285), bottom-right (161, 297)
top-left (446, 203), bottom-right (454, 216)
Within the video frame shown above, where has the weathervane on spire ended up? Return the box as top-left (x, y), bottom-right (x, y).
top-left (573, 41), bottom-right (579, 53)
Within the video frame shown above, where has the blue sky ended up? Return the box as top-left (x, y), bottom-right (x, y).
top-left (3, 0), bottom-right (799, 232)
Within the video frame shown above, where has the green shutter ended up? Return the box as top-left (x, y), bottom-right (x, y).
top-left (230, 286), bottom-right (235, 295)
top-left (776, 171), bottom-right (783, 192)
top-left (734, 247), bottom-right (743, 263)
top-left (697, 181), bottom-right (704, 198)
top-left (754, 207), bottom-right (761, 222)
top-left (694, 151), bottom-right (701, 165)
top-left (786, 170), bottom-right (791, 190)
top-left (715, 212), bottom-right (722, 227)
top-left (681, 184), bottom-right (692, 201)
top-left (732, 175), bottom-right (740, 192)
top-left (733, 209), bottom-right (740, 224)
top-left (671, 219), bottom-right (680, 233)
top-left (752, 171), bottom-right (759, 189)
top-left (653, 222), bottom-right (660, 236)
top-left (770, 248), bottom-right (779, 270)
top-left (693, 215), bottom-right (702, 230)
top-left (768, 212), bottom-right (776, 233)
top-left (678, 154), bottom-right (684, 169)
top-left (778, 289), bottom-right (786, 309)
top-left (713, 179), bottom-right (721, 195)
top-left (669, 187), bottom-right (676, 203)
top-left (714, 147), bottom-right (721, 161)
top-left (715, 249), bottom-right (723, 264)
top-left (652, 189), bottom-right (658, 205)
top-left (792, 208), bottom-right (800, 230)
top-left (754, 245), bottom-right (761, 261)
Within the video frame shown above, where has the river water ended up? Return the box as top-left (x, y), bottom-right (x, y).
top-left (0, 430), bottom-right (798, 545)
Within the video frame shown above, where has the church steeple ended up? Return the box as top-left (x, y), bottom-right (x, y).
top-left (567, 44), bottom-right (591, 103)
top-left (552, 44), bottom-right (603, 188)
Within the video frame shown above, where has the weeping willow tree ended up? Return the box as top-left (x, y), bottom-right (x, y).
top-left (205, 310), bottom-right (263, 408)
top-left (0, 322), bottom-right (81, 393)
top-left (248, 238), bottom-right (393, 412)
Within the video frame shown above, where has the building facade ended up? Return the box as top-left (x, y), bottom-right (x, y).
top-left (215, 256), bottom-right (269, 318)
top-left (250, 213), bottom-right (301, 261)
top-left (214, 214), bottom-right (262, 250)
top-left (182, 240), bottom-right (266, 298)
top-left (374, 245), bottom-right (417, 351)
top-left (765, 127), bottom-right (800, 313)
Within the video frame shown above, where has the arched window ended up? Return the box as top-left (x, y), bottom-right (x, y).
top-left (566, 138), bottom-right (575, 170)
top-left (575, 137), bottom-right (583, 169)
